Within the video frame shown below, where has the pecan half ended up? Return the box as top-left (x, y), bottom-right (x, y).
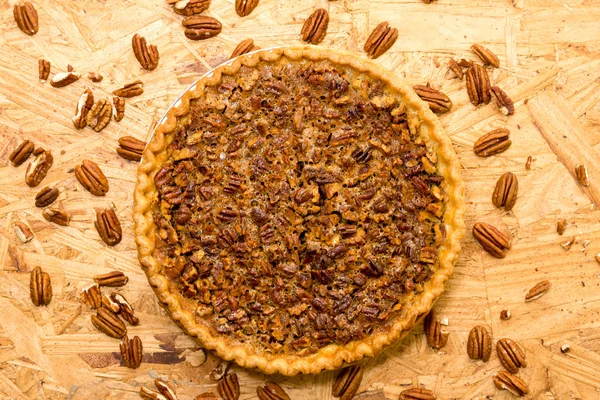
top-left (72, 88), bottom-right (94, 129)
top-left (467, 325), bottom-right (492, 362)
top-left (116, 136), bottom-right (146, 161)
top-left (102, 293), bottom-right (121, 313)
top-left (209, 360), bottom-right (232, 381)
top-left (120, 335), bottom-right (143, 369)
top-left (497, 338), bottom-right (527, 373)
top-left (171, 0), bottom-right (211, 16)
top-left (112, 293), bottom-right (139, 325)
top-left (525, 280), bottom-right (551, 302)
top-left (35, 186), bottom-right (59, 207)
top-left (195, 393), bottom-right (219, 400)
top-left (95, 208), bottom-right (122, 246)
top-left (80, 283), bottom-right (102, 309)
top-left (91, 307), bottom-right (127, 338)
top-left (301, 8), bottom-right (329, 45)
top-left (13, 2), bottom-right (38, 35)
top-left (86, 99), bottom-right (112, 131)
top-left (235, 0), bottom-right (259, 17)
top-left (465, 64), bottom-right (491, 106)
top-left (113, 80), bottom-right (144, 98)
top-left (113, 96), bottom-right (125, 122)
top-left (42, 208), bottom-right (70, 226)
top-left (39, 59), bottom-right (50, 82)
top-left (257, 381), bottom-right (290, 400)
top-left (332, 365), bottom-right (363, 400)
top-left (75, 160), bottom-right (109, 196)
top-left (494, 371), bottom-right (529, 397)
top-left (399, 388), bottom-right (437, 400)
top-left (140, 387), bottom-right (170, 400)
top-left (413, 84), bottom-right (452, 114)
top-left (182, 16), bottom-right (222, 40)
top-left (556, 218), bottom-right (566, 235)
top-left (231, 38), bottom-right (259, 59)
top-left (447, 58), bottom-right (463, 80)
top-left (217, 373), bottom-right (240, 400)
top-left (88, 72), bottom-right (103, 82)
top-left (471, 43), bottom-right (500, 68)
top-left (30, 266), bottom-right (52, 306)
top-left (14, 221), bottom-right (34, 243)
top-left (575, 164), bottom-right (589, 186)
top-left (9, 139), bottom-right (35, 167)
top-left (94, 271), bottom-right (129, 287)
top-left (472, 222), bottom-right (511, 258)
top-left (132, 34), bottom-right (159, 71)
top-left (50, 71), bottom-right (81, 88)
top-left (25, 150), bottom-right (53, 187)
top-left (473, 128), bottom-right (511, 157)
top-left (155, 379), bottom-right (177, 400)
top-left (490, 86), bottom-right (514, 116)
top-left (492, 172), bottom-right (518, 211)
top-left (424, 309), bottom-right (448, 349)
top-left (364, 21), bottom-right (398, 59)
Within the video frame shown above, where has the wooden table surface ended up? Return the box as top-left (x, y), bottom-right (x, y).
top-left (1, 0), bottom-right (600, 399)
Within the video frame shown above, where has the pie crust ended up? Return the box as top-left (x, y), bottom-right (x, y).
top-left (133, 45), bottom-right (465, 375)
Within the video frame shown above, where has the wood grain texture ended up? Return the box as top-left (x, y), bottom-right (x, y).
top-left (1, 0), bottom-right (600, 399)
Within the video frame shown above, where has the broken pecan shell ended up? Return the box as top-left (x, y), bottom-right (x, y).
top-left (472, 222), bottom-right (511, 258)
top-left (465, 64), bottom-right (491, 106)
top-left (332, 364), bottom-right (363, 400)
top-left (182, 16), bottom-right (222, 40)
top-left (235, 0), bottom-right (259, 17)
top-left (467, 325), bottom-right (492, 362)
top-left (497, 338), bottom-right (527, 373)
top-left (25, 150), bottom-right (53, 187)
top-left (50, 71), bottom-right (81, 88)
top-left (473, 128), bottom-right (511, 157)
top-left (42, 208), bottom-right (70, 226)
top-left (120, 335), bottom-right (143, 369)
top-left (490, 86), bottom-right (514, 116)
top-left (217, 373), bottom-right (240, 400)
top-left (13, 2), bottom-right (38, 35)
top-left (113, 80), bottom-right (144, 98)
top-left (494, 371), bottom-right (529, 397)
top-left (9, 139), bottom-right (35, 167)
top-left (132, 33), bottom-right (159, 71)
top-left (30, 266), bottom-right (52, 306)
top-left (75, 160), bottom-right (109, 196)
top-left (94, 208), bottom-right (122, 246)
top-left (72, 88), bottom-right (94, 129)
top-left (364, 21), bottom-right (398, 59)
top-left (39, 59), bottom-right (50, 82)
top-left (116, 136), bottom-right (146, 161)
top-left (424, 309), bottom-right (448, 349)
top-left (301, 8), bottom-right (329, 45)
top-left (471, 43), bottom-right (500, 68)
top-left (492, 172), bottom-right (518, 211)
top-left (231, 38), bottom-right (259, 59)
top-left (413, 84), bottom-right (452, 114)
top-left (86, 98), bottom-right (112, 132)
top-left (35, 186), bottom-right (59, 207)
top-left (399, 388), bottom-right (437, 400)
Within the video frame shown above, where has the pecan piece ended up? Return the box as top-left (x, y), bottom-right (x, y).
top-left (25, 150), bottom-right (53, 187)
top-left (301, 8), bottom-right (329, 45)
top-left (140, 386), bottom-right (170, 400)
top-left (50, 71), bottom-right (81, 88)
top-left (560, 236), bottom-right (576, 250)
top-left (9, 139), bottom-right (35, 167)
top-left (9, 244), bottom-right (27, 272)
top-left (94, 208), bottom-right (122, 246)
top-left (575, 164), bottom-right (589, 186)
top-left (113, 80), bottom-right (143, 98)
top-left (364, 21), bottom-right (398, 59)
top-left (75, 160), bottom-right (109, 196)
top-left (399, 388), bottom-right (437, 400)
top-left (235, 0), bottom-right (259, 17)
top-left (230, 38), bottom-right (259, 59)
top-left (490, 86), bottom-right (514, 116)
top-left (332, 365), bottom-right (363, 400)
top-left (42, 208), bottom-right (70, 226)
top-left (120, 335), bottom-right (143, 369)
top-left (113, 96), bottom-right (125, 122)
top-left (472, 222), bottom-right (511, 258)
top-left (86, 98), bottom-right (112, 131)
top-left (473, 128), bottom-right (511, 157)
top-left (492, 172), bottom-right (518, 211)
top-left (94, 271), bottom-right (128, 287)
top-left (154, 379), bottom-right (177, 400)
top-left (500, 309), bottom-right (511, 320)
top-left (494, 371), bottom-right (529, 397)
top-left (525, 280), bottom-right (551, 302)
top-left (465, 64), bottom-right (491, 106)
top-left (35, 186), bottom-right (59, 207)
top-left (132, 33), bottom-right (159, 71)
top-left (13, 2), bottom-right (38, 35)
top-left (116, 136), bottom-right (146, 162)
top-left (91, 307), bottom-right (127, 338)
top-left (80, 283), bottom-right (102, 309)
top-left (447, 58), bottom-right (463, 80)
top-left (102, 293), bottom-right (121, 313)
top-left (72, 88), bottom-right (94, 129)
top-left (182, 16), bottom-right (222, 40)
top-left (171, 0), bottom-right (211, 16)
top-left (14, 221), bottom-right (34, 243)
top-left (497, 338), bottom-right (527, 373)
top-left (467, 325), bottom-right (492, 362)
top-left (217, 373), bottom-right (240, 400)
top-left (424, 309), bottom-right (448, 349)
top-left (39, 59), bottom-right (50, 82)
top-left (413, 84), bottom-right (452, 114)
top-left (471, 43), bottom-right (500, 68)
top-left (257, 381), bottom-right (290, 400)
top-left (195, 393), bottom-right (219, 399)
top-left (88, 72), bottom-right (103, 82)
top-left (556, 218), bottom-right (566, 235)
top-left (30, 266), bottom-right (52, 306)
top-left (112, 293), bottom-right (139, 325)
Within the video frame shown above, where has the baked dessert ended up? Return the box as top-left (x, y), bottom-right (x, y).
top-left (133, 46), bottom-right (465, 375)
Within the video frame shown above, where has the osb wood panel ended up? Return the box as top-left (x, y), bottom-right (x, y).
top-left (1, 0), bottom-right (600, 399)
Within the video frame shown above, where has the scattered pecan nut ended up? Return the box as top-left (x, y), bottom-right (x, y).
top-left (217, 373), bottom-right (240, 400)
top-left (9, 139), bottom-right (35, 167)
top-left (472, 222), bottom-right (511, 258)
top-left (30, 266), bottom-right (52, 306)
top-left (424, 309), bottom-right (448, 349)
top-left (332, 365), bottom-right (363, 400)
top-left (447, 58), bottom-right (463, 80)
top-left (42, 208), bottom-right (70, 226)
top-left (490, 86), bottom-right (514, 116)
top-left (132, 33), bottom-right (159, 71)
top-left (35, 186), bottom-right (59, 207)
top-left (494, 371), bottom-right (529, 397)
top-left (500, 309), bottom-right (512, 320)
top-left (458, 58), bottom-right (473, 68)
top-left (112, 292), bottom-right (139, 325)
top-left (116, 136), bottom-right (146, 161)
top-left (50, 71), bottom-right (81, 88)
top-left (94, 271), bottom-right (129, 287)
top-left (182, 16), bottom-right (222, 40)
top-left (113, 80), bottom-right (144, 98)
top-left (72, 88), bottom-right (94, 129)
top-left (492, 172), bottom-right (518, 211)
top-left (364, 21), bottom-right (398, 59)
top-left (301, 8), bottom-right (329, 45)
top-left (473, 128), bottom-right (511, 157)
top-left (14, 221), bottom-right (34, 243)
top-left (102, 293), bottom-right (121, 313)
top-left (525, 155), bottom-right (533, 170)
top-left (575, 164), bottom-right (589, 186)
top-left (154, 379), bottom-right (177, 400)
top-left (94, 208), bottom-right (122, 246)
top-left (497, 338), bottom-right (527, 373)
top-left (465, 64), bottom-right (491, 106)
top-left (120, 335), bottom-right (143, 369)
top-left (39, 59), bottom-right (50, 82)
top-left (113, 96), bottom-right (125, 122)
top-left (230, 38), bottom-right (259, 59)
top-left (467, 325), bottom-right (492, 362)
top-left (560, 236), bottom-right (576, 250)
top-left (399, 388), bottom-right (437, 400)
top-left (88, 72), bottom-right (103, 82)
top-left (25, 150), bottom-right (53, 187)
top-left (209, 360), bottom-right (232, 381)
top-left (525, 280), bottom-right (551, 302)
top-left (171, 0), bottom-right (210, 16)
top-left (140, 386), bottom-right (169, 400)
top-left (13, 2), bottom-right (38, 35)
top-left (413, 84), bottom-right (452, 114)
top-left (556, 218), bottom-right (566, 235)
top-left (75, 160), bottom-right (109, 196)
top-left (235, 0), bottom-right (259, 17)
top-left (257, 381), bottom-right (290, 400)
top-left (86, 98), bottom-right (112, 131)
top-left (80, 282), bottom-right (102, 309)
top-left (470, 43), bottom-right (500, 68)
top-left (91, 306), bottom-right (127, 338)
top-left (195, 393), bottom-right (219, 400)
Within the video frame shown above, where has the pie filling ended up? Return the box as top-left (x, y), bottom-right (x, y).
top-left (151, 59), bottom-right (446, 356)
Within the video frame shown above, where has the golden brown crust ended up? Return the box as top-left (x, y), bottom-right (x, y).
top-left (133, 46), bottom-right (465, 375)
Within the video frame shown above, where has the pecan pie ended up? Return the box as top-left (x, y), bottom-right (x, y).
top-left (134, 46), bottom-right (465, 375)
